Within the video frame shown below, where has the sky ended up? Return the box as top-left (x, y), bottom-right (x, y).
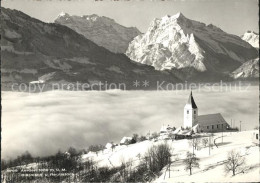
top-left (2, 0), bottom-right (259, 35)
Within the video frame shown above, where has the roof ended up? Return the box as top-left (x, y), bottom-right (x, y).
top-left (173, 127), bottom-right (182, 134)
top-left (187, 91), bottom-right (197, 109)
top-left (160, 125), bottom-right (172, 132)
top-left (197, 113), bottom-right (227, 126)
top-left (105, 143), bottom-right (113, 149)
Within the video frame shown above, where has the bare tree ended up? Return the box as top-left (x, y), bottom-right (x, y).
top-left (189, 137), bottom-right (201, 153)
top-left (144, 143), bottom-right (172, 173)
top-left (184, 152), bottom-right (200, 175)
top-left (201, 138), bottom-right (209, 148)
top-left (224, 150), bottom-right (246, 176)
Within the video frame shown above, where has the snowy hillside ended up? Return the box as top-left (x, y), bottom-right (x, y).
top-left (231, 58), bottom-right (259, 79)
top-left (55, 12), bottom-right (141, 53)
top-left (83, 131), bottom-right (259, 182)
top-left (156, 131), bottom-right (259, 182)
top-left (241, 31), bottom-right (259, 48)
top-left (126, 13), bottom-right (258, 79)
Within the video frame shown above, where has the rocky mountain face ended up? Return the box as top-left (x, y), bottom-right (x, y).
top-left (126, 13), bottom-right (258, 80)
top-left (1, 8), bottom-right (181, 90)
top-left (55, 12), bottom-right (141, 53)
top-left (241, 31), bottom-right (259, 48)
top-left (231, 58), bottom-right (259, 79)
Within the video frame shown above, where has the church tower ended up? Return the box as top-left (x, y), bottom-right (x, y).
top-left (184, 91), bottom-right (198, 128)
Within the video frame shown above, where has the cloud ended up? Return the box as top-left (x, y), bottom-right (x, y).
top-left (1, 86), bottom-right (258, 159)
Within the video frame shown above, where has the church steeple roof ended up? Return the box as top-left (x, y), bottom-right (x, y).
top-left (187, 91), bottom-right (197, 109)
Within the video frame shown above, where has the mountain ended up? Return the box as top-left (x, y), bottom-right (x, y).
top-left (126, 13), bottom-right (258, 80)
top-left (241, 31), bottom-right (259, 48)
top-left (231, 58), bottom-right (259, 79)
top-left (55, 12), bottom-right (141, 53)
top-left (1, 8), bottom-right (180, 90)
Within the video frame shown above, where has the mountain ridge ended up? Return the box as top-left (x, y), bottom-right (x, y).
top-left (1, 7), bottom-right (181, 90)
top-left (55, 12), bottom-right (141, 53)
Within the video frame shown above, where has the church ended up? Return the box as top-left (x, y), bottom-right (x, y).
top-left (184, 92), bottom-right (229, 133)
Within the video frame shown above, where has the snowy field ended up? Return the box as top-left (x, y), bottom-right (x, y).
top-left (155, 131), bottom-right (260, 182)
top-left (1, 85), bottom-right (259, 159)
top-left (79, 131), bottom-right (260, 182)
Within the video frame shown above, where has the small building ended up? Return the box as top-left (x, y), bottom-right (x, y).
top-left (159, 124), bottom-right (175, 140)
top-left (105, 143), bottom-right (113, 149)
top-left (160, 125), bottom-right (173, 135)
top-left (120, 137), bottom-right (132, 145)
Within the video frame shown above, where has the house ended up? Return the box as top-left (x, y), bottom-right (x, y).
top-left (160, 125), bottom-right (173, 134)
top-left (183, 91), bottom-right (229, 133)
top-left (120, 137), bottom-right (132, 145)
top-left (105, 142), bottom-right (114, 149)
top-left (159, 124), bottom-right (175, 140)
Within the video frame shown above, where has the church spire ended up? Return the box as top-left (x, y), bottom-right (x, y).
top-left (187, 91), bottom-right (197, 109)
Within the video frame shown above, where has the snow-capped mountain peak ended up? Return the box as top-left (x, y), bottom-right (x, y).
top-left (57, 11), bottom-right (69, 18)
top-left (241, 31), bottom-right (259, 48)
top-left (126, 13), bottom-right (258, 77)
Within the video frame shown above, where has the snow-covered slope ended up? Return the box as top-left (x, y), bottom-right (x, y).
top-left (155, 131), bottom-right (259, 182)
top-left (80, 131), bottom-right (259, 182)
top-left (241, 31), bottom-right (259, 48)
top-left (231, 58), bottom-right (259, 79)
top-left (126, 13), bottom-right (258, 76)
top-left (55, 13), bottom-right (141, 53)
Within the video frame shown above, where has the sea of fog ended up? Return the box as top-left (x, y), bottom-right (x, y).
top-left (2, 85), bottom-right (259, 159)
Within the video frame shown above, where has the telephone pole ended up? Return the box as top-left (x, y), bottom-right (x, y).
top-left (222, 126), bottom-right (223, 143)
top-left (208, 136), bottom-right (211, 155)
top-left (240, 121), bottom-right (242, 131)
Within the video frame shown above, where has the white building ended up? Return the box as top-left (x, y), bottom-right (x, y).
top-left (184, 91), bottom-right (198, 128)
top-left (105, 143), bottom-right (113, 149)
top-left (183, 92), bottom-right (229, 133)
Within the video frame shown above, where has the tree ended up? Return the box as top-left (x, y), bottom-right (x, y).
top-left (168, 133), bottom-right (175, 141)
top-left (88, 145), bottom-right (105, 154)
top-left (132, 133), bottom-right (139, 143)
top-left (68, 147), bottom-right (78, 157)
top-left (138, 136), bottom-right (147, 142)
top-left (201, 138), bottom-right (209, 148)
top-left (151, 132), bottom-right (159, 139)
top-left (144, 143), bottom-right (172, 173)
top-left (189, 137), bottom-right (201, 153)
top-left (224, 150), bottom-right (246, 176)
top-left (184, 152), bottom-right (200, 175)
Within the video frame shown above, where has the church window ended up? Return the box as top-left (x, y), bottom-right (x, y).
top-left (217, 125), bottom-right (219, 128)
top-left (194, 111), bottom-right (196, 114)
top-left (212, 125), bottom-right (214, 129)
top-left (207, 126), bottom-right (209, 129)
top-left (222, 124), bottom-right (223, 128)
top-left (187, 110), bottom-right (189, 114)
top-left (256, 134), bottom-right (258, 140)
